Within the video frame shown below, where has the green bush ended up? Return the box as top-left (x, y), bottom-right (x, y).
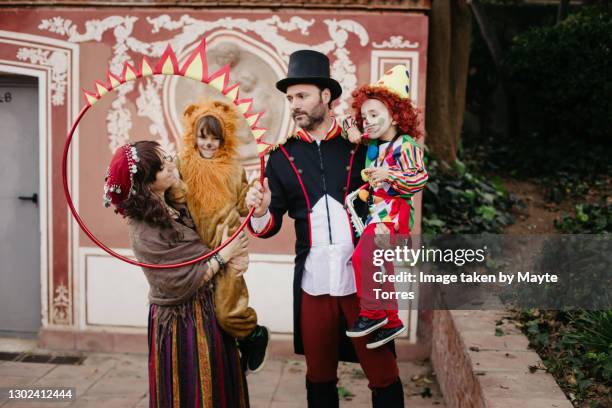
top-left (422, 156), bottom-right (516, 234)
top-left (555, 202), bottom-right (611, 233)
top-left (506, 7), bottom-right (612, 144)
top-left (518, 309), bottom-right (612, 405)
top-left (564, 310), bottom-right (612, 384)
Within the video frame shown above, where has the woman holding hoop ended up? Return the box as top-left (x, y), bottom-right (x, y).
top-left (103, 140), bottom-right (250, 407)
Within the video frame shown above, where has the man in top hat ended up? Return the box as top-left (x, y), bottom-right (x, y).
top-left (245, 50), bottom-right (404, 407)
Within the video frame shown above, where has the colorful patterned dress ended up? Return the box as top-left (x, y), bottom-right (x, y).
top-left (129, 209), bottom-right (249, 408)
top-left (147, 288), bottom-right (248, 408)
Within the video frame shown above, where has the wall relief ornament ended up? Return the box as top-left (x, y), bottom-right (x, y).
top-left (16, 47), bottom-right (68, 106)
top-left (38, 14), bottom-right (370, 155)
top-left (373, 35), bottom-right (419, 49)
top-left (51, 282), bottom-right (70, 325)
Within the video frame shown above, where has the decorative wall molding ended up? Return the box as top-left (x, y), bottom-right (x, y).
top-left (136, 77), bottom-right (176, 154)
top-left (9, 0), bottom-right (432, 10)
top-left (16, 47), bottom-right (68, 106)
top-left (373, 35), bottom-right (419, 49)
top-left (106, 81), bottom-right (134, 153)
top-left (52, 282), bottom-right (71, 325)
top-left (38, 14), bottom-right (370, 151)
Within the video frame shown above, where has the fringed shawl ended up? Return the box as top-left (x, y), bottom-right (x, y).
top-left (128, 210), bottom-right (212, 334)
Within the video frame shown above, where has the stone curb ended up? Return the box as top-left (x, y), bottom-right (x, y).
top-left (431, 310), bottom-right (573, 408)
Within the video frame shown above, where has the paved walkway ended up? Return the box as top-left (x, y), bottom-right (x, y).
top-left (0, 339), bottom-right (445, 407)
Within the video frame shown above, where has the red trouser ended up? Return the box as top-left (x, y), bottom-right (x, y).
top-left (352, 222), bottom-right (403, 328)
top-left (300, 290), bottom-right (399, 388)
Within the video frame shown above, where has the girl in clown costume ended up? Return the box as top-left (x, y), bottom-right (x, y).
top-left (344, 65), bottom-right (428, 349)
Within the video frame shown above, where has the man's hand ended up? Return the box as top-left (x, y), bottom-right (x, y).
top-left (246, 178), bottom-right (271, 217)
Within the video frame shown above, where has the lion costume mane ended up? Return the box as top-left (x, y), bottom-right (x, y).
top-left (178, 99), bottom-right (256, 338)
top-left (179, 99), bottom-right (250, 247)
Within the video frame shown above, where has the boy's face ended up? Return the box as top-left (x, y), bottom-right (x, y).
top-left (197, 130), bottom-right (221, 159)
top-left (360, 98), bottom-right (393, 140)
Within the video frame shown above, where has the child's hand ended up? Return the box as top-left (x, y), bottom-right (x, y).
top-left (342, 116), bottom-right (364, 144)
top-left (347, 127), bottom-right (363, 144)
top-left (374, 223), bottom-right (392, 249)
top-left (365, 168), bottom-right (389, 189)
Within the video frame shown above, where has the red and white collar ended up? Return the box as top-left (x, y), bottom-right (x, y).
top-left (295, 118), bottom-right (341, 143)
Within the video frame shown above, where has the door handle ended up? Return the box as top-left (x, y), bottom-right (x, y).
top-left (18, 193), bottom-right (38, 205)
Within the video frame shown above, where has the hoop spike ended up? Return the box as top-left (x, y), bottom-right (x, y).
top-left (180, 39), bottom-right (208, 82)
top-left (140, 57), bottom-right (155, 77)
top-left (256, 142), bottom-right (273, 157)
top-left (82, 88), bottom-right (99, 106)
top-left (207, 64), bottom-right (231, 92)
top-left (223, 82), bottom-right (240, 102)
top-left (107, 72), bottom-right (122, 89)
top-left (245, 111), bottom-right (263, 128)
top-left (121, 62), bottom-right (139, 82)
top-left (155, 44), bottom-right (179, 75)
top-left (235, 98), bottom-right (253, 115)
top-left (251, 127), bottom-right (266, 141)
top-left (94, 81), bottom-right (109, 98)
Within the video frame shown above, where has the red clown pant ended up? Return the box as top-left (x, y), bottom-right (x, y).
top-left (352, 222), bottom-right (403, 328)
top-left (300, 290), bottom-right (400, 388)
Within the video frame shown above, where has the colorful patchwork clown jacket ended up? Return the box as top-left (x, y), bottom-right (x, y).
top-left (362, 134), bottom-right (428, 234)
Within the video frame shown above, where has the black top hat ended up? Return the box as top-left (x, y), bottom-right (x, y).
top-left (276, 50), bottom-right (342, 101)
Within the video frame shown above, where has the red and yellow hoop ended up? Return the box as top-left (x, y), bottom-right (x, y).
top-left (62, 39), bottom-right (274, 269)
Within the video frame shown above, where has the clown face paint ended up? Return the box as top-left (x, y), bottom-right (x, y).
top-left (361, 98), bottom-right (395, 141)
top-left (197, 131), bottom-right (221, 159)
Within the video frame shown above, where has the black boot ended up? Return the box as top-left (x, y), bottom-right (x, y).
top-left (238, 325), bottom-right (269, 374)
top-left (306, 379), bottom-right (339, 408)
top-left (371, 377), bottom-right (404, 408)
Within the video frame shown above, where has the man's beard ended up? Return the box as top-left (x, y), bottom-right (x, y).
top-left (292, 102), bottom-right (326, 131)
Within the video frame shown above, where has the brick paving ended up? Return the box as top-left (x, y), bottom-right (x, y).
top-left (0, 339), bottom-right (445, 407)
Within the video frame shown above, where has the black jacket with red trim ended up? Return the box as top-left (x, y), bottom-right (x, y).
top-left (249, 133), bottom-right (367, 361)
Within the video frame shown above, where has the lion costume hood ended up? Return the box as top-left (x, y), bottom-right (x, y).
top-left (178, 99), bottom-right (249, 246)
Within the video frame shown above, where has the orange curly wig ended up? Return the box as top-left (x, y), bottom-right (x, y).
top-left (351, 86), bottom-right (422, 140)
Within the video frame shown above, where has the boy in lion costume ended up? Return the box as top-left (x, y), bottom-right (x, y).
top-left (178, 99), bottom-right (269, 373)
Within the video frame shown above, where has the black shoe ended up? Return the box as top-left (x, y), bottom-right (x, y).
top-left (239, 325), bottom-right (269, 374)
top-left (306, 379), bottom-right (339, 408)
top-left (366, 325), bottom-right (406, 349)
top-left (237, 341), bottom-right (250, 373)
top-left (345, 316), bottom-right (388, 338)
top-left (372, 377), bottom-right (404, 408)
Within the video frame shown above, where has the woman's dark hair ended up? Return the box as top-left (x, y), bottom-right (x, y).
top-left (118, 141), bottom-right (181, 241)
top-left (196, 115), bottom-right (224, 143)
